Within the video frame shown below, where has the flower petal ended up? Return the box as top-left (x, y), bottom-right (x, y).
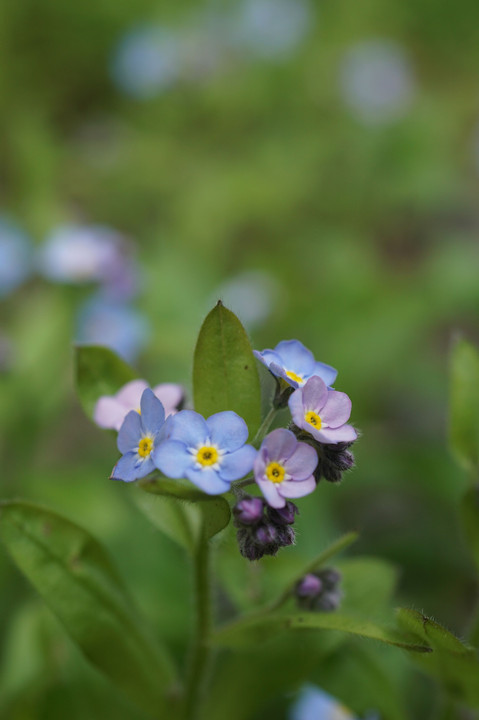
top-left (279, 475), bottom-right (316, 499)
top-left (94, 396), bottom-right (128, 431)
top-left (253, 348), bottom-right (283, 369)
top-left (185, 468), bottom-right (231, 495)
top-left (262, 428), bottom-right (297, 463)
top-left (274, 340), bottom-right (315, 375)
top-left (284, 442), bottom-right (318, 480)
top-left (153, 439), bottom-right (192, 479)
top-left (218, 444), bottom-right (257, 481)
top-left (309, 361), bottom-right (337, 387)
top-left (170, 410), bottom-right (208, 447)
top-left (321, 391), bottom-right (352, 428)
top-left (255, 478), bottom-right (286, 508)
top-left (111, 452), bottom-right (142, 482)
top-left (314, 425), bottom-right (358, 444)
top-left (301, 376), bottom-right (328, 411)
top-left (288, 388), bottom-right (305, 427)
top-left (207, 411), bottom-right (249, 452)
top-left (117, 410), bottom-right (142, 454)
top-left (152, 383), bottom-right (184, 415)
top-left (140, 388), bottom-right (165, 435)
top-left (115, 379), bottom-right (148, 407)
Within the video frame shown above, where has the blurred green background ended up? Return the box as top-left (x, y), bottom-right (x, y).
top-left (1, 0), bottom-right (479, 717)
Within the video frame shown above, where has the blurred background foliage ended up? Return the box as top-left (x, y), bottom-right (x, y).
top-left (1, 0), bottom-right (479, 717)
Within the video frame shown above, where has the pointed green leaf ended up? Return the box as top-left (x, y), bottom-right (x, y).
top-left (213, 612), bottom-right (431, 653)
top-left (449, 339), bottom-right (479, 473)
top-left (0, 501), bottom-right (178, 715)
top-left (74, 345), bottom-right (137, 419)
top-left (193, 302), bottom-right (261, 437)
top-left (139, 476), bottom-right (231, 542)
top-left (397, 608), bottom-right (479, 705)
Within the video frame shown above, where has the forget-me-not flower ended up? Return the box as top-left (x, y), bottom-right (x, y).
top-left (111, 389), bottom-right (169, 482)
top-left (153, 409), bottom-right (257, 494)
top-left (254, 428), bottom-right (317, 508)
top-left (94, 379), bottom-right (183, 431)
top-left (290, 684), bottom-right (358, 720)
top-left (289, 376), bottom-right (357, 444)
top-left (254, 339), bottom-right (337, 389)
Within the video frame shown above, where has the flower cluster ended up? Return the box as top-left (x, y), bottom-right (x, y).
top-left (96, 338), bottom-right (357, 561)
top-left (295, 568), bottom-right (343, 612)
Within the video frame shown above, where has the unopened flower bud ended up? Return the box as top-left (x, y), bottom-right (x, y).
top-left (314, 441), bottom-right (356, 484)
top-left (255, 522), bottom-right (277, 545)
top-left (233, 496), bottom-right (264, 526)
top-left (295, 567), bottom-right (342, 611)
top-left (267, 501), bottom-right (299, 526)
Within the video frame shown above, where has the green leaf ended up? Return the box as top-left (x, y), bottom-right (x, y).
top-left (139, 476), bottom-right (231, 542)
top-left (74, 345), bottom-right (137, 419)
top-left (449, 339), bottom-right (479, 473)
top-left (0, 501), bottom-right (178, 715)
top-left (461, 485), bottom-right (479, 573)
top-left (133, 489), bottom-right (196, 552)
top-left (213, 612), bottom-right (431, 653)
top-left (193, 301), bottom-right (261, 438)
top-left (397, 608), bottom-right (479, 706)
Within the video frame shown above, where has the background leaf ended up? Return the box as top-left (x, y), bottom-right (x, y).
top-left (193, 302), bottom-right (261, 438)
top-left (397, 608), bottom-right (479, 706)
top-left (139, 476), bottom-right (231, 543)
top-left (0, 501), bottom-right (178, 716)
top-left (449, 339), bottom-right (479, 474)
top-left (461, 485), bottom-right (479, 574)
top-left (74, 345), bottom-right (137, 420)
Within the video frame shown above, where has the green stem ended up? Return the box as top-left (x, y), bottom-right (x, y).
top-left (253, 406), bottom-right (278, 446)
top-left (183, 533), bottom-right (212, 720)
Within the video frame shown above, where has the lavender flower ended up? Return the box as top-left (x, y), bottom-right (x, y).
top-left (153, 410), bottom-right (257, 495)
top-left (254, 428), bottom-right (317, 508)
top-left (254, 339), bottom-right (337, 389)
top-left (94, 379), bottom-right (184, 431)
top-left (111, 389), bottom-right (169, 482)
top-left (289, 376), bottom-right (357, 444)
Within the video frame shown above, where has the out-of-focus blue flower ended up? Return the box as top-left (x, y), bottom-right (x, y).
top-left (38, 225), bottom-right (138, 299)
top-left (111, 389), bottom-right (168, 482)
top-left (254, 428), bottom-right (317, 508)
top-left (289, 376), bottom-right (357, 444)
top-left (254, 339), bottom-right (337, 389)
top-left (154, 409), bottom-right (257, 494)
top-left (0, 218), bottom-right (33, 298)
top-left (339, 40), bottom-right (415, 124)
top-left (111, 25), bottom-right (181, 99)
top-left (75, 296), bottom-right (150, 362)
top-left (232, 0), bottom-right (312, 59)
top-left (290, 685), bottom-right (358, 720)
top-left (214, 270), bottom-right (280, 330)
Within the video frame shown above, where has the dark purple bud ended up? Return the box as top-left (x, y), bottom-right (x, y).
top-left (267, 501), bottom-right (299, 526)
top-left (315, 589), bottom-right (343, 612)
top-left (233, 496), bottom-right (265, 526)
top-left (255, 523), bottom-right (277, 545)
top-left (315, 441), bottom-right (356, 484)
top-left (296, 573), bottom-right (323, 597)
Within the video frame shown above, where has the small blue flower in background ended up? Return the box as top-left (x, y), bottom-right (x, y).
top-left (154, 409), bottom-right (257, 494)
top-left (213, 270), bottom-right (281, 330)
top-left (339, 39), bottom-right (415, 125)
top-left (75, 295), bottom-right (150, 363)
top-left (37, 224), bottom-right (138, 299)
top-left (290, 685), bottom-right (357, 720)
top-left (111, 25), bottom-right (181, 99)
top-left (0, 217), bottom-right (33, 298)
top-left (254, 339), bottom-right (337, 389)
top-left (111, 389), bottom-right (169, 482)
top-left (232, 0), bottom-right (312, 59)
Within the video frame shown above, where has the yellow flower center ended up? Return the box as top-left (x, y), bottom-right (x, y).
top-left (265, 462), bottom-right (285, 484)
top-left (196, 446), bottom-right (219, 467)
top-left (305, 411), bottom-right (322, 429)
top-left (138, 436), bottom-right (153, 458)
top-left (285, 370), bottom-right (304, 384)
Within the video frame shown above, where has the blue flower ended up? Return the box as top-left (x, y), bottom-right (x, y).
top-left (111, 389), bottom-right (169, 482)
top-left (153, 410), bottom-right (257, 495)
top-left (289, 684), bottom-right (358, 720)
top-left (254, 339), bottom-right (337, 389)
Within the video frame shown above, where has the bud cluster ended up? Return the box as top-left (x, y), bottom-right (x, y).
top-left (295, 567), bottom-right (342, 611)
top-left (290, 426), bottom-right (356, 484)
top-left (233, 495), bottom-right (299, 561)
